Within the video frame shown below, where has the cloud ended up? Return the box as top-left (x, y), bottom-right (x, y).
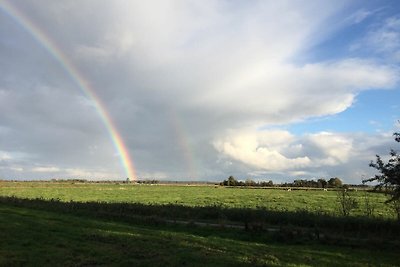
top-left (351, 16), bottom-right (400, 62)
top-left (214, 129), bottom-right (355, 172)
top-left (344, 8), bottom-right (374, 25)
top-left (32, 166), bottom-right (60, 173)
top-left (304, 132), bottom-right (353, 165)
top-left (214, 129), bottom-right (396, 183)
top-left (0, 151), bottom-right (12, 161)
top-left (214, 130), bottom-right (311, 171)
top-left (62, 168), bottom-right (121, 179)
top-left (0, 1), bottom-right (398, 181)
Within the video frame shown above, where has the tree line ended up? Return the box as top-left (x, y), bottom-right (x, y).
top-left (220, 176), bottom-right (343, 188)
top-left (220, 176), bottom-right (274, 187)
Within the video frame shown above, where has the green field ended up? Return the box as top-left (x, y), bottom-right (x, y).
top-left (1, 181), bottom-right (399, 266)
top-left (0, 181), bottom-right (395, 218)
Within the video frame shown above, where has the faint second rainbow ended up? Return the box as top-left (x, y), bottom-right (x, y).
top-left (168, 108), bottom-right (198, 180)
top-left (0, 1), bottom-right (137, 179)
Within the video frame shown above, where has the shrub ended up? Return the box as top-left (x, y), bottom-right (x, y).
top-left (337, 188), bottom-right (358, 217)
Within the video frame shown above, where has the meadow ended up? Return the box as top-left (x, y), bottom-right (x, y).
top-left (0, 181), bottom-right (395, 218)
top-left (1, 181), bottom-right (399, 266)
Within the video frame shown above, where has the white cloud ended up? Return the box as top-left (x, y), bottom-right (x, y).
top-left (344, 8), bottom-right (373, 25)
top-left (351, 16), bottom-right (400, 62)
top-left (215, 130), bottom-right (348, 171)
top-left (0, 166), bottom-right (24, 172)
top-left (214, 130), bottom-right (378, 176)
top-left (0, 151), bottom-right (12, 161)
top-left (305, 132), bottom-right (353, 165)
top-left (63, 168), bottom-right (120, 179)
top-left (369, 17), bottom-right (400, 52)
top-left (32, 166), bottom-right (60, 173)
top-left (213, 129), bottom-right (392, 184)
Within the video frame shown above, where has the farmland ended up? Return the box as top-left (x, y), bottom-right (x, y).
top-left (1, 181), bottom-right (399, 266)
top-left (0, 181), bottom-right (395, 218)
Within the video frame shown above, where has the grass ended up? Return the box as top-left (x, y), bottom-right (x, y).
top-left (1, 181), bottom-right (399, 266)
top-left (0, 181), bottom-right (394, 218)
top-left (1, 203), bottom-right (399, 267)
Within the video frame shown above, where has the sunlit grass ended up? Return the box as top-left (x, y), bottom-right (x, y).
top-left (0, 181), bottom-right (394, 218)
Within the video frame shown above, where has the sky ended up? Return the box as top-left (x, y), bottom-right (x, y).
top-left (0, 0), bottom-right (399, 183)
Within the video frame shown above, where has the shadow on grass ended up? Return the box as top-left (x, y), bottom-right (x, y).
top-left (1, 196), bottom-right (400, 266)
top-left (0, 196), bottom-right (399, 245)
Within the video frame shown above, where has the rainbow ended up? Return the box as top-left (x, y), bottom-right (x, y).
top-left (0, 1), bottom-right (137, 179)
top-left (168, 108), bottom-right (198, 179)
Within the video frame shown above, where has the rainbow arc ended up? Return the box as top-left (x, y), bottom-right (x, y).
top-left (0, 1), bottom-right (137, 179)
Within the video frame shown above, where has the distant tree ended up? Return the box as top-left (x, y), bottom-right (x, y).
top-left (227, 176), bottom-right (238, 186)
top-left (220, 177), bottom-right (273, 187)
top-left (293, 179), bottom-right (304, 187)
top-left (364, 132), bottom-right (400, 203)
top-left (317, 178), bottom-right (328, 188)
top-left (245, 179), bottom-right (256, 186)
top-left (328, 177), bottom-right (342, 188)
top-left (260, 180), bottom-right (274, 187)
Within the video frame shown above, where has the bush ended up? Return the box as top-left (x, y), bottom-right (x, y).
top-left (337, 188), bottom-right (358, 217)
